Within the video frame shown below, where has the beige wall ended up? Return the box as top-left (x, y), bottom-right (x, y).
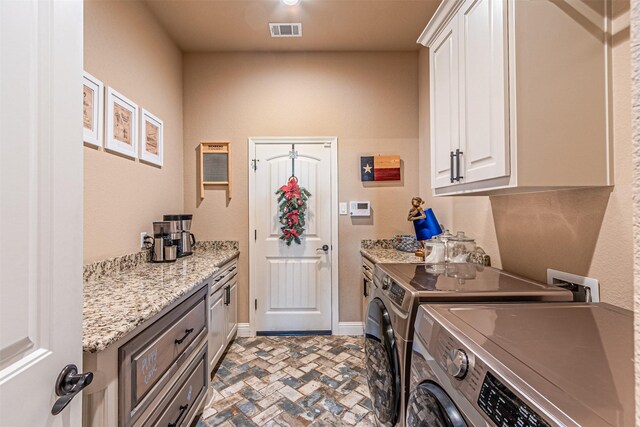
top-left (84, 0), bottom-right (184, 263)
top-left (632, 0), bottom-right (640, 418)
top-left (183, 52), bottom-right (420, 323)
top-left (417, 5), bottom-right (632, 309)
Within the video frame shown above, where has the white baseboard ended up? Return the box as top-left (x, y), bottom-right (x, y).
top-left (335, 321), bottom-right (364, 336)
top-left (237, 323), bottom-right (253, 337)
top-left (237, 322), bottom-right (363, 337)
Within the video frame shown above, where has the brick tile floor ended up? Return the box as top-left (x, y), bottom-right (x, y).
top-left (197, 336), bottom-right (376, 427)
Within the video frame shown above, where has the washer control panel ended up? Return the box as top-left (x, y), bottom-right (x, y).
top-left (388, 281), bottom-right (406, 306)
top-left (478, 372), bottom-right (550, 427)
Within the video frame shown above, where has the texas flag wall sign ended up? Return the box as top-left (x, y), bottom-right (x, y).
top-left (360, 155), bottom-right (401, 181)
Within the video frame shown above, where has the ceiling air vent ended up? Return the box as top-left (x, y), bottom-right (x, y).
top-left (269, 23), bottom-right (302, 38)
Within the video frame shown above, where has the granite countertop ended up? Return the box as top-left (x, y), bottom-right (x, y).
top-left (360, 248), bottom-right (423, 264)
top-left (83, 243), bottom-right (239, 353)
top-left (360, 239), bottom-right (422, 264)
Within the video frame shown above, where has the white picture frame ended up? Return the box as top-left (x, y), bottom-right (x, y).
top-left (140, 109), bottom-right (163, 167)
top-left (105, 87), bottom-right (138, 159)
top-left (82, 72), bottom-right (103, 148)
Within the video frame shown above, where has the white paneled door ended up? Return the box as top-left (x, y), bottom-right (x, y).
top-left (251, 139), bottom-right (335, 333)
top-left (0, 0), bottom-right (84, 426)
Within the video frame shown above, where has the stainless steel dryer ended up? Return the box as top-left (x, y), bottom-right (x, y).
top-left (407, 303), bottom-right (633, 427)
top-left (364, 263), bottom-right (572, 427)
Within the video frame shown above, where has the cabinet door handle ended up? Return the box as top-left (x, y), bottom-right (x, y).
top-left (450, 151), bottom-right (455, 183)
top-left (175, 328), bottom-right (194, 345)
top-left (168, 404), bottom-right (189, 427)
top-left (363, 278), bottom-right (369, 298)
top-left (455, 149), bottom-right (464, 181)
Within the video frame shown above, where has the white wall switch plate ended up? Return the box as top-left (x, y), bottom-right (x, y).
top-left (339, 202), bottom-right (348, 215)
top-left (547, 269), bottom-right (600, 302)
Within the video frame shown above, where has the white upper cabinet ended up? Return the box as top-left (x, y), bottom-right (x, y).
top-left (430, 17), bottom-right (460, 188)
top-left (419, 0), bottom-right (611, 195)
top-left (458, 0), bottom-right (508, 184)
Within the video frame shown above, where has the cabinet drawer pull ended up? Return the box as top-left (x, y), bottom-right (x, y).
top-left (450, 151), bottom-right (455, 183)
top-left (175, 328), bottom-right (194, 345)
top-left (167, 404), bottom-right (189, 427)
top-left (455, 149), bottom-right (464, 181)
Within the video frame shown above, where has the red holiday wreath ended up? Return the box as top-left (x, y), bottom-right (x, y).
top-left (276, 176), bottom-right (311, 246)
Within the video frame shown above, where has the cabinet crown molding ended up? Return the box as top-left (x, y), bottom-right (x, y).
top-left (417, 0), bottom-right (465, 47)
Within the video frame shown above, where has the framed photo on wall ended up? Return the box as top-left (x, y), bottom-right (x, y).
top-left (140, 109), bottom-right (163, 167)
top-left (82, 72), bottom-right (103, 148)
top-left (105, 87), bottom-right (138, 159)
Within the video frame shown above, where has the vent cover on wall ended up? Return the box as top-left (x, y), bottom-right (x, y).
top-left (269, 23), bottom-right (302, 37)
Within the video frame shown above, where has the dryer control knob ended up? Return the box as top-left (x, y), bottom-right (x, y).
top-left (382, 277), bottom-right (391, 290)
top-left (445, 349), bottom-right (468, 379)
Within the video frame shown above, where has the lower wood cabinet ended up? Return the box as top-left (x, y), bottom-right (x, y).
top-left (225, 280), bottom-right (237, 342)
top-left (119, 287), bottom-right (208, 427)
top-left (82, 282), bottom-right (210, 427)
top-left (82, 256), bottom-right (239, 427)
top-left (146, 344), bottom-right (208, 427)
top-left (208, 258), bottom-right (238, 374)
top-left (209, 285), bottom-right (226, 372)
top-left (361, 257), bottom-right (374, 331)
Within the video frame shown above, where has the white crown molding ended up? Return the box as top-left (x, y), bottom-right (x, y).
top-left (417, 0), bottom-right (465, 47)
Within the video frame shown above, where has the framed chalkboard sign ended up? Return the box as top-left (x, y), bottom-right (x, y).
top-left (198, 142), bottom-right (231, 200)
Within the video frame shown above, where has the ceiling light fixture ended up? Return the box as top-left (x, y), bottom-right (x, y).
top-left (281, 0), bottom-right (301, 6)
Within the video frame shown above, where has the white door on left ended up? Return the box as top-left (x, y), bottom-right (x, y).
top-left (0, 1), bottom-right (84, 426)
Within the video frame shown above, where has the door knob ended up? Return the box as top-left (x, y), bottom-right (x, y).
top-left (316, 244), bottom-right (329, 253)
top-left (51, 364), bottom-right (93, 415)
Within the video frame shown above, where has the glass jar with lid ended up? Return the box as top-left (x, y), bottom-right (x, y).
top-left (446, 231), bottom-right (476, 263)
top-left (424, 238), bottom-right (446, 264)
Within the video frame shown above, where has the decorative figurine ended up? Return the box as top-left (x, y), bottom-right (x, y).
top-left (408, 197), bottom-right (443, 259)
top-left (408, 197), bottom-right (428, 259)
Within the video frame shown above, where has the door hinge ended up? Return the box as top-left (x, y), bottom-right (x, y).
top-left (254, 299), bottom-right (257, 310)
top-left (254, 229), bottom-right (257, 241)
top-left (251, 159), bottom-right (259, 171)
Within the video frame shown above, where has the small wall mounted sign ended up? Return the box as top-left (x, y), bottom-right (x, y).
top-left (360, 155), bottom-right (401, 181)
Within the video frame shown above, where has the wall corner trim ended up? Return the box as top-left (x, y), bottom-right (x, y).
top-left (237, 323), bottom-right (253, 337)
top-left (335, 322), bottom-right (364, 336)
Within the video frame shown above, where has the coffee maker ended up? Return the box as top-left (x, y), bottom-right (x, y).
top-left (163, 214), bottom-right (196, 257)
top-left (145, 221), bottom-right (178, 263)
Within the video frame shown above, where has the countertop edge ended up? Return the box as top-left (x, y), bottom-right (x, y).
top-left (83, 249), bottom-right (239, 353)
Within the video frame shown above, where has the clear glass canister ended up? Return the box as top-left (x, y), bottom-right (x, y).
top-left (434, 229), bottom-right (455, 261)
top-left (446, 231), bottom-right (476, 263)
top-left (424, 238), bottom-right (446, 264)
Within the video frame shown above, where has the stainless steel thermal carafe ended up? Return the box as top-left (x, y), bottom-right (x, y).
top-left (146, 221), bottom-right (178, 263)
top-left (163, 214), bottom-right (196, 257)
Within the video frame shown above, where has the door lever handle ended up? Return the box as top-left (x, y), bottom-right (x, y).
top-left (51, 364), bottom-right (93, 415)
top-left (316, 245), bottom-right (329, 253)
